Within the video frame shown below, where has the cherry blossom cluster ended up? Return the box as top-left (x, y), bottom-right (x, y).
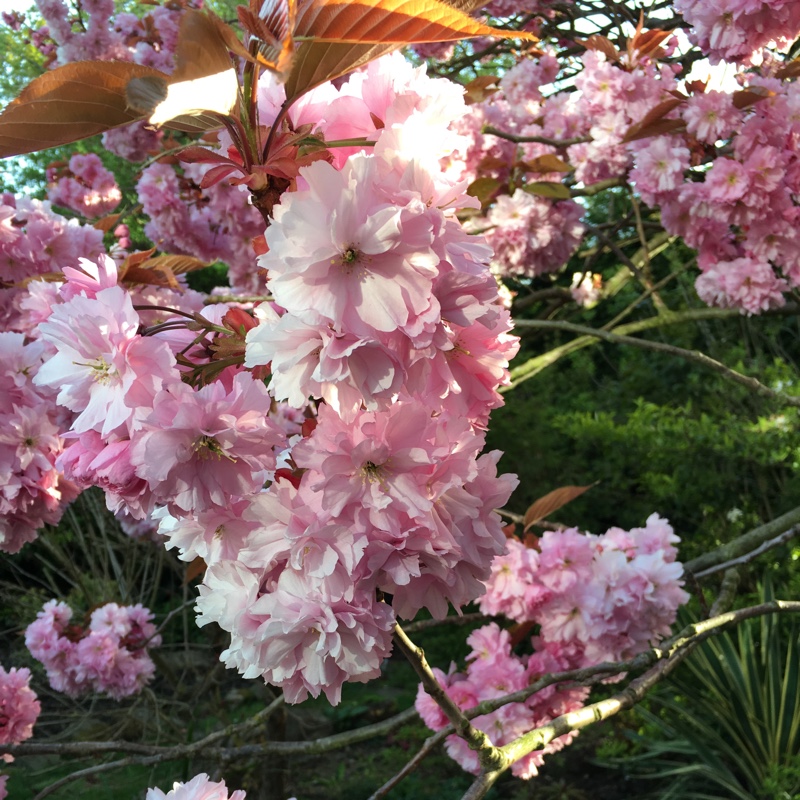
top-left (46, 153), bottom-right (121, 219)
top-left (10, 55), bottom-right (517, 705)
top-left (454, 48), bottom-right (680, 279)
top-left (456, 38), bottom-right (800, 315)
top-left (416, 623), bottom-right (588, 778)
top-left (675, 0), bottom-right (800, 65)
top-left (25, 599), bottom-right (161, 700)
top-left (182, 55), bottom-right (517, 704)
top-left (417, 515), bottom-right (688, 776)
top-left (146, 774), bottom-right (247, 800)
top-left (629, 75), bottom-right (800, 314)
top-left (0, 194), bottom-right (105, 333)
top-left (0, 665), bottom-right (40, 748)
top-left (136, 162), bottom-right (264, 293)
top-left (483, 190), bottom-right (585, 278)
top-left (480, 514), bottom-right (689, 662)
top-left (33, 0), bottom-right (184, 68)
top-left (0, 332), bottom-right (76, 553)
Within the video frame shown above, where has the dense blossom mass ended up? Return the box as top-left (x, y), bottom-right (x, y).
top-left (25, 600), bottom-right (161, 699)
top-left (418, 515), bottom-right (689, 776)
top-left (0, 53), bottom-right (520, 705)
top-left (0, 665), bottom-right (40, 747)
top-left (0, 0), bottom-right (795, 788)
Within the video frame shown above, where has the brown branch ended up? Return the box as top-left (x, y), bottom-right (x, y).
top-left (481, 124), bottom-right (589, 148)
top-left (569, 176), bottom-right (627, 196)
top-left (693, 527), bottom-right (800, 580)
top-left (6, 705), bottom-right (419, 761)
top-left (709, 568), bottom-right (740, 617)
top-left (27, 695), bottom-right (285, 799)
top-left (462, 770), bottom-right (503, 800)
top-left (366, 728), bottom-right (451, 800)
top-left (403, 612), bottom-right (488, 635)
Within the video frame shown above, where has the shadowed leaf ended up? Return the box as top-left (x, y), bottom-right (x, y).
top-left (523, 153), bottom-right (573, 173)
top-left (731, 87), bottom-right (775, 110)
top-left (622, 97), bottom-right (685, 143)
top-left (523, 484), bottom-right (596, 531)
top-left (776, 59), bottom-right (800, 80)
top-left (0, 61), bottom-right (165, 159)
top-left (524, 181), bottom-right (571, 200)
top-left (467, 176), bottom-right (502, 207)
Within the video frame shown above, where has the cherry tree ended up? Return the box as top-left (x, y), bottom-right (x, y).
top-left (0, 0), bottom-right (799, 798)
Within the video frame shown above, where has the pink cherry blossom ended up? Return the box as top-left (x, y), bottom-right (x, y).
top-left (0, 666), bottom-right (40, 747)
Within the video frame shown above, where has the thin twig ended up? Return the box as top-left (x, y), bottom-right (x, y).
top-left (693, 527), bottom-right (800, 579)
top-left (29, 695), bottom-right (286, 799)
top-left (511, 319), bottom-right (800, 407)
top-left (366, 729), bottom-right (450, 800)
top-left (481, 124), bottom-right (589, 147)
top-left (403, 612), bottom-right (488, 635)
top-left (684, 507), bottom-right (800, 576)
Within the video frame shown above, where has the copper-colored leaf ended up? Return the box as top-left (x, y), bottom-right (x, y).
top-left (184, 556), bottom-right (207, 584)
top-left (285, 40), bottom-right (398, 100)
top-left (243, 0), bottom-right (296, 75)
top-left (93, 213), bottom-right (122, 233)
top-left (523, 181), bottom-right (571, 200)
top-left (119, 248), bottom-right (157, 276)
top-left (204, 8), bottom-right (256, 63)
top-left (622, 96), bottom-right (685, 143)
top-left (176, 145), bottom-right (232, 164)
top-left (131, 9), bottom-right (239, 131)
top-left (623, 117), bottom-right (686, 143)
top-left (0, 61), bottom-right (166, 159)
top-left (502, 522), bottom-right (517, 539)
top-left (123, 264), bottom-right (182, 291)
top-left (731, 87), bottom-right (775, 110)
top-left (464, 74), bottom-right (500, 105)
top-left (522, 483), bottom-right (596, 531)
top-left (776, 59), bottom-right (800, 80)
top-left (467, 176), bottom-right (501, 206)
top-left (199, 164), bottom-right (241, 188)
top-left (580, 34), bottom-right (618, 62)
top-left (685, 78), bottom-right (708, 95)
top-left (296, 0), bottom-right (538, 44)
top-left (522, 153), bottom-right (573, 173)
top-left (138, 254), bottom-right (211, 275)
top-left (283, 0), bottom-right (500, 98)
top-left (630, 27), bottom-right (672, 59)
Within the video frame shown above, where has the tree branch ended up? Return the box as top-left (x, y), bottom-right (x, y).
top-left (511, 319), bottom-right (800, 406)
top-left (393, 622), bottom-right (505, 772)
top-left (5, 705), bottom-right (420, 761)
top-left (481, 124), bottom-right (589, 148)
top-left (366, 728), bottom-right (451, 800)
top-left (684, 507), bottom-right (800, 576)
top-left (403, 612), bottom-right (488, 635)
top-left (495, 601), bottom-right (800, 774)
